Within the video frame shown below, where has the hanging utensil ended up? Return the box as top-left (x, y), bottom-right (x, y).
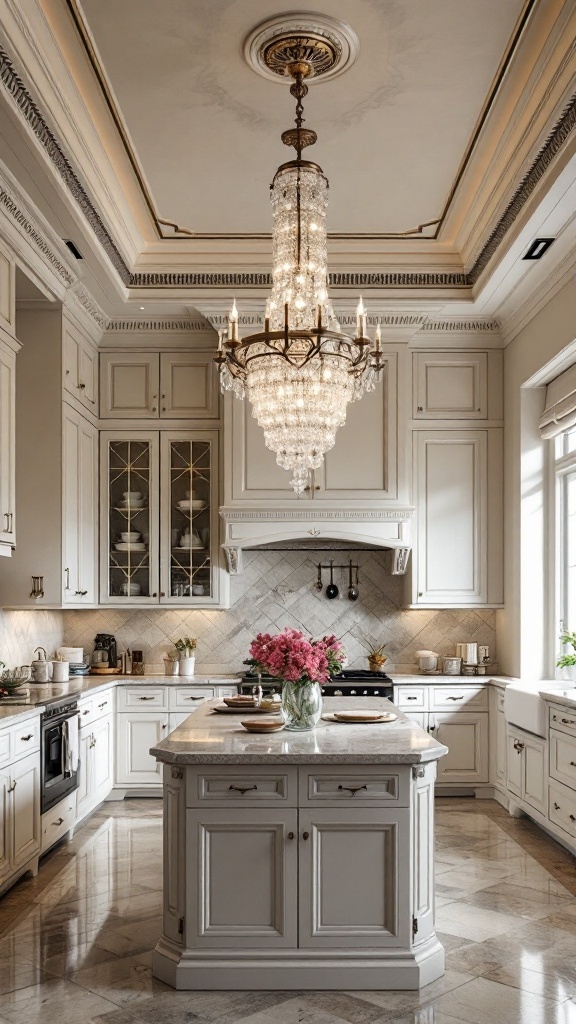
top-left (348, 561), bottom-right (359, 601)
top-left (325, 559), bottom-right (339, 599)
top-left (316, 563), bottom-right (323, 591)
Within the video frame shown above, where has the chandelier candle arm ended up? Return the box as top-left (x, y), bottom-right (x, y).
top-left (217, 31), bottom-right (383, 495)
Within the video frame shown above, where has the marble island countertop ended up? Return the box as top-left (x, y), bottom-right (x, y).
top-left (150, 697), bottom-right (449, 765)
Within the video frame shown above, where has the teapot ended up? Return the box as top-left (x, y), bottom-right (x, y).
top-left (31, 647), bottom-right (52, 682)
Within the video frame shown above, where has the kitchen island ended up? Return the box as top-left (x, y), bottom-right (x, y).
top-left (150, 697), bottom-right (447, 991)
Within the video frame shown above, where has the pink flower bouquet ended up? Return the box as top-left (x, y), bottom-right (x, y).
top-left (249, 629), bottom-right (345, 686)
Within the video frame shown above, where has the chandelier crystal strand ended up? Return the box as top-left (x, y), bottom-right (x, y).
top-left (217, 47), bottom-right (383, 494)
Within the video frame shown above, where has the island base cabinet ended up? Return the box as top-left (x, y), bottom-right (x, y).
top-left (154, 762), bottom-right (445, 990)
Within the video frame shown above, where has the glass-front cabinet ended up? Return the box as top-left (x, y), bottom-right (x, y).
top-left (100, 430), bottom-right (220, 605)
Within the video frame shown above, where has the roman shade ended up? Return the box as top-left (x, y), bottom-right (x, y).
top-left (539, 363), bottom-right (576, 438)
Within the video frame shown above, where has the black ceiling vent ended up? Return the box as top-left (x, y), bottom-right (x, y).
top-left (63, 239), bottom-right (84, 259)
top-left (522, 237), bottom-right (555, 260)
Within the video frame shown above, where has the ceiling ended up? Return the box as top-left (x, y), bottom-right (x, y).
top-left (75, 0), bottom-right (526, 237)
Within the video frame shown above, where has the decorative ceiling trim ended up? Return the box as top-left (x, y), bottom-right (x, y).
top-left (0, 171), bottom-right (75, 285)
top-left (469, 91), bottom-right (576, 285)
top-left (220, 508), bottom-right (415, 522)
top-left (106, 318), bottom-right (212, 332)
top-left (70, 282), bottom-right (108, 329)
top-left (128, 271), bottom-right (470, 288)
top-left (65, 0), bottom-right (537, 243)
top-left (419, 319), bottom-right (501, 332)
top-left (0, 45), bottom-right (131, 284)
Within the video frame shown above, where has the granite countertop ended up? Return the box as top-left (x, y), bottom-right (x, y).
top-left (539, 688), bottom-right (576, 711)
top-left (150, 697), bottom-right (448, 765)
top-left (388, 674), bottom-right (513, 686)
top-left (0, 673), bottom-right (241, 710)
top-left (0, 705), bottom-right (43, 725)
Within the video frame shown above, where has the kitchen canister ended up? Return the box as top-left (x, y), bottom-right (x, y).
top-left (51, 659), bottom-right (70, 682)
top-left (442, 656), bottom-right (462, 675)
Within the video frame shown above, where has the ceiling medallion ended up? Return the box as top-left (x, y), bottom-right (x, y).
top-left (217, 18), bottom-right (383, 496)
top-left (243, 13), bottom-right (359, 85)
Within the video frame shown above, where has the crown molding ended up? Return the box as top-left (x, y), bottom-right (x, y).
top-left (128, 271), bottom-right (471, 289)
top-left (67, 281), bottom-right (108, 331)
top-left (106, 318), bottom-right (212, 333)
top-left (220, 508), bottom-right (414, 523)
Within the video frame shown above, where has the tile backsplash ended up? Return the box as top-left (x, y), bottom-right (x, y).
top-left (54, 551), bottom-right (496, 673)
top-left (0, 609), bottom-right (63, 668)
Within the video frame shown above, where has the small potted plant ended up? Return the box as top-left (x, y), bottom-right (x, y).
top-left (174, 637), bottom-right (197, 676)
top-left (558, 629), bottom-right (576, 678)
top-left (356, 636), bottom-right (388, 672)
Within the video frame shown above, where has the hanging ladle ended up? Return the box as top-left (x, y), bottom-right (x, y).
top-left (316, 563), bottom-right (323, 591)
top-left (348, 561), bottom-right (359, 601)
top-left (325, 560), bottom-right (339, 599)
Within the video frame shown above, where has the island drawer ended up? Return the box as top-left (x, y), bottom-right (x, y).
top-left (299, 767), bottom-right (410, 806)
top-left (549, 706), bottom-right (576, 739)
top-left (394, 686), bottom-right (428, 709)
top-left (12, 716), bottom-right (41, 757)
top-left (170, 687), bottom-right (214, 711)
top-left (117, 686), bottom-right (168, 711)
top-left (550, 729), bottom-right (576, 791)
top-left (430, 686), bottom-right (487, 711)
top-left (549, 780), bottom-right (576, 839)
top-left (188, 766), bottom-right (297, 806)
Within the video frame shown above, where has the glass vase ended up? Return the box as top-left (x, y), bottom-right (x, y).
top-left (281, 680), bottom-right (322, 731)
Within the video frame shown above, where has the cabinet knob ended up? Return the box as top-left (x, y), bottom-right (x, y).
top-left (162, 723), bottom-right (167, 729)
top-left (302, 831), bottom-right (310, 840)
top-left (554, 802), bottom-right (560, 810)
top-left (570, 762), bottom-right (576, 767)
top-left (160, 592), bottom-right (165, 597)
top-left (418, 592), bottom-right (423, 597)
top-left (287, 831), bottom-right (295, 840)
top-left (571, 815), bottom-right (576, 823)
top-left (417, 406), bottom-right (424, 412)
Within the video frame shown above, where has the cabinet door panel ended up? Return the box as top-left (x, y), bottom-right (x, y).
top-left (78, 417), bottom-right (98, 602)
top-left (506, 729), bottom-right (523, 798)
top-left (188, 808), bottom-right (298, 947)
top-left (434, 713), bottom-right (488, 784)
top-left (0, 768), bottom-right (11, 881)
top-left (523, 735), bottom-right (546, 814)
top-left (414, 352), bottom-right (487, 419)
top-left (115, 713), bottom-right (168, 784)
top-left (100, 354), bottom-right (159, 418)
top-left (76, 728), bottom-right (93, 819)
top-left (0, 345), bottom-right (15, 548)
top-left (160, 353), bottom-right (219, 419)
top-left (299, 809), bottom-right (408, 948)
top-left (415, 431), bottom-right (487, 603)
top-left (63, 407), bottom-right (80, 601)
top-left (229, 397), bottom-right (300, 500)
top-left (11, 753), bottom-right (40, 868)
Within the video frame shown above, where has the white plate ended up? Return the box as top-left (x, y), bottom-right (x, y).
top-left (323, 712), bottom-right (397, 724)
top-left (115, 542), bottom-right (146, 551)
top-left (212, 705), bottom-right (281, 715)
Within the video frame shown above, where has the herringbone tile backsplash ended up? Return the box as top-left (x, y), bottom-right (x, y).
top-left (53, 551), bottom-right (496, 673)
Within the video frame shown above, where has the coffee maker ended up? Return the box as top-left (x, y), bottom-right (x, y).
top-left (92, 633), bottom-right (117, 669)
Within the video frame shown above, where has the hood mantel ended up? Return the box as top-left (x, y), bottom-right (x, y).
top-left (219, 506), bottom-right (414, 575)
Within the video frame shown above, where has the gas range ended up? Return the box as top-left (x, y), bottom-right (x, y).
top-left (240, 669), bottom-right (393, 700)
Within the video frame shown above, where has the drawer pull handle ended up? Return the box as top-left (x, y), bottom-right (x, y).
top-left (229, 784), bottom-right (257, 795)
top-left (554, 802), bottom-right (560, 810)
top-left (562, 719), bottom-right (576, 725)
top-left (406, 696), bottom-right (417, 700)
top-left (287, 831), bottom-right (295, 840)
top-left (82, 709), bottom-right (90, 715)
top-left (53, 817), bottom-right (64, 826)
top-left (338, 784), bottom-right (368, 796)
top-left (98, 702), bottom-right (107, 709)
top-left (139, 696), bottom-right (155, 701)
top-left (303, 831), bottom-right (310, 840)
top-left (513, 740), bottom-right (525, 752)
top-left (7, 781), bottom-right (16, 793)
top-left (570, 762), bottom-right (576, 767)
top-left (571, 815), bottom-right (576, 823)
top-left (446, 696), bottom-right (464, 701)
top-left (20, 734), bottom-right (33, 741)
top-left (185, 696), bottom-right (205, 701)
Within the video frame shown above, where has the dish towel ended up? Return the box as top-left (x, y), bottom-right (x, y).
top-left (68, 714), bottom-right (80, 774)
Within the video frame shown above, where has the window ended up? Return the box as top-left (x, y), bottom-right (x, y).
top-left (554, 431), bottom-right (576, 654)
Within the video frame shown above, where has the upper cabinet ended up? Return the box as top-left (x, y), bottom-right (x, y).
top-left (413, 351), bottom-right (502, 421)
top-left (0, 337), bottom-right (18, 553)
top-left (100, 351), bottom-right (220, 420)
top-left (224, 350), bottom-right (403, 505)
top-left (63, 316), bottom-right (98, 412)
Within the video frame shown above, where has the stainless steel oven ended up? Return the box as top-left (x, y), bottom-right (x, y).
top-left (240, 669), bottom-right (393, 701)
top-left (41, 698), bottom-right (80, 813)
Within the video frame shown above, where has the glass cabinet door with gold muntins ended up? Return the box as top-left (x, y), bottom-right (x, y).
top-left (161, 431), bottom-right (218, 604)
top-left (101, 433), bottom-right (159, 603)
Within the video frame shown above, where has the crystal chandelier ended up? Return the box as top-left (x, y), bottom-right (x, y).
top-left (217, 36), bottom-right (383, 495)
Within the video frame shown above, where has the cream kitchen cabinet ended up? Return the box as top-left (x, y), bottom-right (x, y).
top-left (100, 351), bottom-right (219, 420)
top-left (489, 686), bottom-right (507, 789)
top-left (393, 684), bottom-right (489, 788)
top-left (77, 689), bottom-right (114, 821)
top-left (0, 336), bottom-right (17, 553)
top-left (410, 429), bottom-right (503, 607)
top-left (0, 307), bottom-right (99, 608)
top-left (63, 316), bottom-right (98, 413)
top-left (100, 430), bottom-right (223, 606)
top-left (115, 711), bottom-right (169, 788)
top-left (0, 714), bottom-right (41, 892)
top-left (506, 725), bottom-right (546, 815)
top-left (224, 350), bottom-right (402, 504)
top-left (414, 352), bottom-right (486, 420)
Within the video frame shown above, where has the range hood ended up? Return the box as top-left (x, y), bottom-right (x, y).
top-left (219, 506), bottom-right (414, 575)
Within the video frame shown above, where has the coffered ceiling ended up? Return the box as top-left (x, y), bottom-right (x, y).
top-left (0, 0), bottom-right (573, 331)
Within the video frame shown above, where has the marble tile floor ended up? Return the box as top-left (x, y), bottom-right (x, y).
top-left (1, 798), bottom-right (576, 1023)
